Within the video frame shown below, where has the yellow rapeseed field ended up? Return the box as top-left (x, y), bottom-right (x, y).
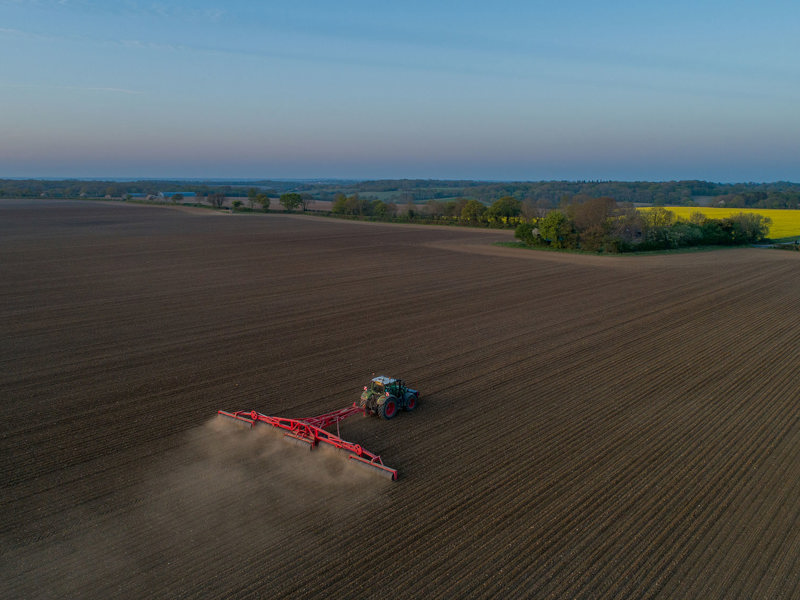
top-left (644, 207), bottom-right (800, 240)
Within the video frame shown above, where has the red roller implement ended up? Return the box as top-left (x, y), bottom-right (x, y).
top-left (217, 404), bottom-right (398, 481)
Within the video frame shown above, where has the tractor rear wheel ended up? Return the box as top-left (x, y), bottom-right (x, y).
top-left (380, 398), bottom-right (398, 420)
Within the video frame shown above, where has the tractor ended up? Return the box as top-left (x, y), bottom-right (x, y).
top-left (359, 375), bottom-right (419, 420)
top-left (218, 375), bottom-right (421, 481)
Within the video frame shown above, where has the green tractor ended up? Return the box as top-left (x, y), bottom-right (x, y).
top-left (359, 375), bottom-right (419, 420)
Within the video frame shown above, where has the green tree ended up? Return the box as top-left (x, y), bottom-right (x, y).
top-left (486, 196), bottom-right (522, 220)
top-left (372, 199), bottom-right (389, 218)
top-left (256, 193), bottom-right (270, 211)
top-left (669, 221), bottom-right (704, 247)
top-left (721, 212), bottom-right (772, 244)
top-left (698, 218), bottom-right (726, 245)
top-left (641, 207), bottom-right (676, 248)
top-left (332, 192), bottom-right (348, 214)
top-left (332, 193), bottom-right (373, 216)
top-left (405, 200), bottom-right (416, 220)
top-left (539, 210), bottom-right (577, 249)
top-left (279, 192), bottom-right (303, 212)
top-left (460, 199), bottom-right (486, 224)
top-left (347, 193), bottom-right (367, 215)
top-left (515, 221), bottom-right (542, 246)
top-left (247, 187), bottom-right (258, 209)
top-left (444, 198), bottom-right (469, 218)
top-left (579, 224), bottom-right (608, 251)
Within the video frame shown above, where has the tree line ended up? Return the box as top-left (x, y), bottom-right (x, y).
top-left (3, 177), bottom-right (777, 250)
top-left (0, 179), bottom-right (300, 200)
top-left (307, 193), bottom-right (776, 252)
top-left (6, 178), bottom-right (799, 209)
top-left (330, 193), bottom-right (531, 227)
top-left (514, 198), bottom-right (772, 252)
top-left (289, 179), bottom-right (800, 208)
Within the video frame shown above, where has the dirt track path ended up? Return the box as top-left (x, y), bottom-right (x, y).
top-left (2, 200), bottom-right (800, 599)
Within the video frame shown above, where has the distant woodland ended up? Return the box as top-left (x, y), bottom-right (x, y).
top-left (3, 178), bottom-right (800, 209)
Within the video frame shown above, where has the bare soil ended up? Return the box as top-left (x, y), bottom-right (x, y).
top-left (3, 199), bottom-right (800, 599)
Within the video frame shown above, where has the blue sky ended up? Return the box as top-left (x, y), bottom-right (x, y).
top-left (1, 0), bottom-right (798, 181)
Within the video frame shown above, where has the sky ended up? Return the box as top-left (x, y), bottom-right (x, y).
top-left (1, 0), bottom-right (798, 182)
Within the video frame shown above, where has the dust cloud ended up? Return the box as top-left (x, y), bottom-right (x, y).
top-left (2, 417), bottom-right (389, 599)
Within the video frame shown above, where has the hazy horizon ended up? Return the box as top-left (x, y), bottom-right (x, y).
top-left (2, 1), bottom-right (798, 182)
top-left (2, 175), bottom-right (799, 186)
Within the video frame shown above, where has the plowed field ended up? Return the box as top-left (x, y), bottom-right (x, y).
top-left (3, 199), bottom-right (800, 599)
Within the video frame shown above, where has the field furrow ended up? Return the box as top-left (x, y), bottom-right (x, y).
top-left (3, 201), bottom-right (800, 599)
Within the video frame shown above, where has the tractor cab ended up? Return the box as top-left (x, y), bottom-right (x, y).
top-left (359, 375), bottom-right (419, 420)
top-left (366, 375), bottom-right (398, 396)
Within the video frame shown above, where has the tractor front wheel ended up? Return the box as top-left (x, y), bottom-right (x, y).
top-left (380, 398), bottom-right (398, 420)
top-left (405, 394), bottom-right (418, 411)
